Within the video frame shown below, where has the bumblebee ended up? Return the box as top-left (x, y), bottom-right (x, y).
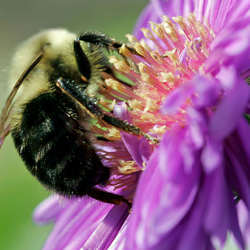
top-left (0, 29), bottom-right (155, 206)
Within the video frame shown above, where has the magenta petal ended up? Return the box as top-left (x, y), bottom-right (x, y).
top-left (216, 66), bottom-right (237, 90)
top-left (203, 167), bottom-right (244, 249)
top-left (43, 198), bottom-right (112, 250)
top-left (114, 102), bottom-right (152, 168)
top-left (237, 118), bottom-right (250, 161)
top-left (33, 195), bottom-right (67, 225)
top-left (205, 18), bottom-right (250, 74)
top-left (191, 77), bottom-right (219, 108)
top-left (151, 0), bottom-right (195, 18)
top-left (186, 108), bottom-right (207, 149)
top-left (226, 150), bottom-right (250, 209)
top-left (151, 0), bottom-right (194, 18)
top-left (162, 81), bottom-right (194, 115)
top-left (126, 127), bottom-right (200, 249)
top-left (134, 0), bottom-right (196, 39)
top-left (134, 0), bottom-right (250, 39)
top-left (201, 138), bottom-right (222, 173)
top-left (162, 75), bottom-right (219, 115)
top-left (133, 3), bottom-right (160, 40)
top-left (121, 132), bottom-right (152, 168)
top-left (238, 201), bottom-right (250, 246)
top-left (225, 125), bottom-right (250, 208)
top-left (108, 219), bottom-right (128, 250)
top-left (126, 123), bottom-right (245, 249)
top-left (113, 102), bottom-right (131, 123)
top-left (172, 190), bottom-right (212, 250)
top-left (155, 167), bottom-right (244, 250)
top-left (204, 0), bottom-right (250, 34)
top-left (204, 167), bottom-right (230, 239)
top-left (83, 204), bottom-right (129, 249)
top-left (209, 77), bottom-right (249, 140)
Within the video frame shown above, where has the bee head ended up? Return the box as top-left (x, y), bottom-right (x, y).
top-left (9, 29), bottom-right (82, 107)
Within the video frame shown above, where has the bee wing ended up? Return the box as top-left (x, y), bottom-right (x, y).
top-left (0, 53), bottom-right (43, 149)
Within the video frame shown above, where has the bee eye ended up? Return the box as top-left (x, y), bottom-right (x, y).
top-left (73, 40), bottom-right (91, 80)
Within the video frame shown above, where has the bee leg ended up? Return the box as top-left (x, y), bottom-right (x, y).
top-left (77, 32), bottom-right (122, 50)
top-left (88, 187), bottom-right (131, 208)
top-left (100, 67), bottom-right (132, 88)
top-left (76, 32), bottom-right (139, 55)
top-left (56, 78), bottom-right (159, 144)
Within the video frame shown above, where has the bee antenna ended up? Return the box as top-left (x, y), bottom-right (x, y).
top-left (0, 53), bottom-right (43, 143)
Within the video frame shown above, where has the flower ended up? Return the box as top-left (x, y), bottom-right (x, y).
top-left (34, 0), bottom-right (250, 249)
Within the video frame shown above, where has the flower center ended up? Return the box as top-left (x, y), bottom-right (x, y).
top-left (90, 14), bottom-right (215, 186)
top-left (113, 14), bottom-right (214, 133)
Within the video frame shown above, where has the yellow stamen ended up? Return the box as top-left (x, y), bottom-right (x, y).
top-left (143, 98), bottom-right (157, 113)
top-left (118, 160), bottom-right (139, 174)
top-left (162, 16), bottom-right (179, 42)
top-left (150, 125), bottom-right (167, 135)
top-left (150, 22), bottom-right (165, 39)
top-left (106, 127), bottom-right (121, 140)
top-left (159, 72), bottom-right (175, 83)
top-left (134, 42), bottom-right (147, 57)
top-left (119, 44), bottom-right (132, 57)
top-left (109, 56), bottom-right (131, 73)
top-left (162, 48), bottom-right (179, 66)
top-left (141, 28), bottom-right (155, 40)
top-left (126, 34), bottom-right (138, 44)
top-left (128, 99), bottom-right (144, 110)
top-left (140, 39), bottom-right (152, 51)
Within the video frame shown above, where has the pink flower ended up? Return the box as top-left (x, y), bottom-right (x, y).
top-left (34, 0), bottom-right (250, 249)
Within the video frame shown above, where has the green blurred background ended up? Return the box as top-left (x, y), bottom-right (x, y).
top-left (0, 1), bottom-right (147, 249)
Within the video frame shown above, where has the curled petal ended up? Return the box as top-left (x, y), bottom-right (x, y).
top-left (162, 81), bottom-right (194, 115)
top-left (162, 75), bottom-right (219, 115)
top-left (121, 132), bottom-right (152, 168)
top-left (114, 102), bottom-right (152, 167)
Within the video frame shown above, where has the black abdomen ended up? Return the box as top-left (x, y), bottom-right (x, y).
top-left (12, 92), bottom-right (110, 196)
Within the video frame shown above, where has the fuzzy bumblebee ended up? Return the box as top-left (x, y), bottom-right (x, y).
top-left (0, 29), bottom-right (156, 206)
